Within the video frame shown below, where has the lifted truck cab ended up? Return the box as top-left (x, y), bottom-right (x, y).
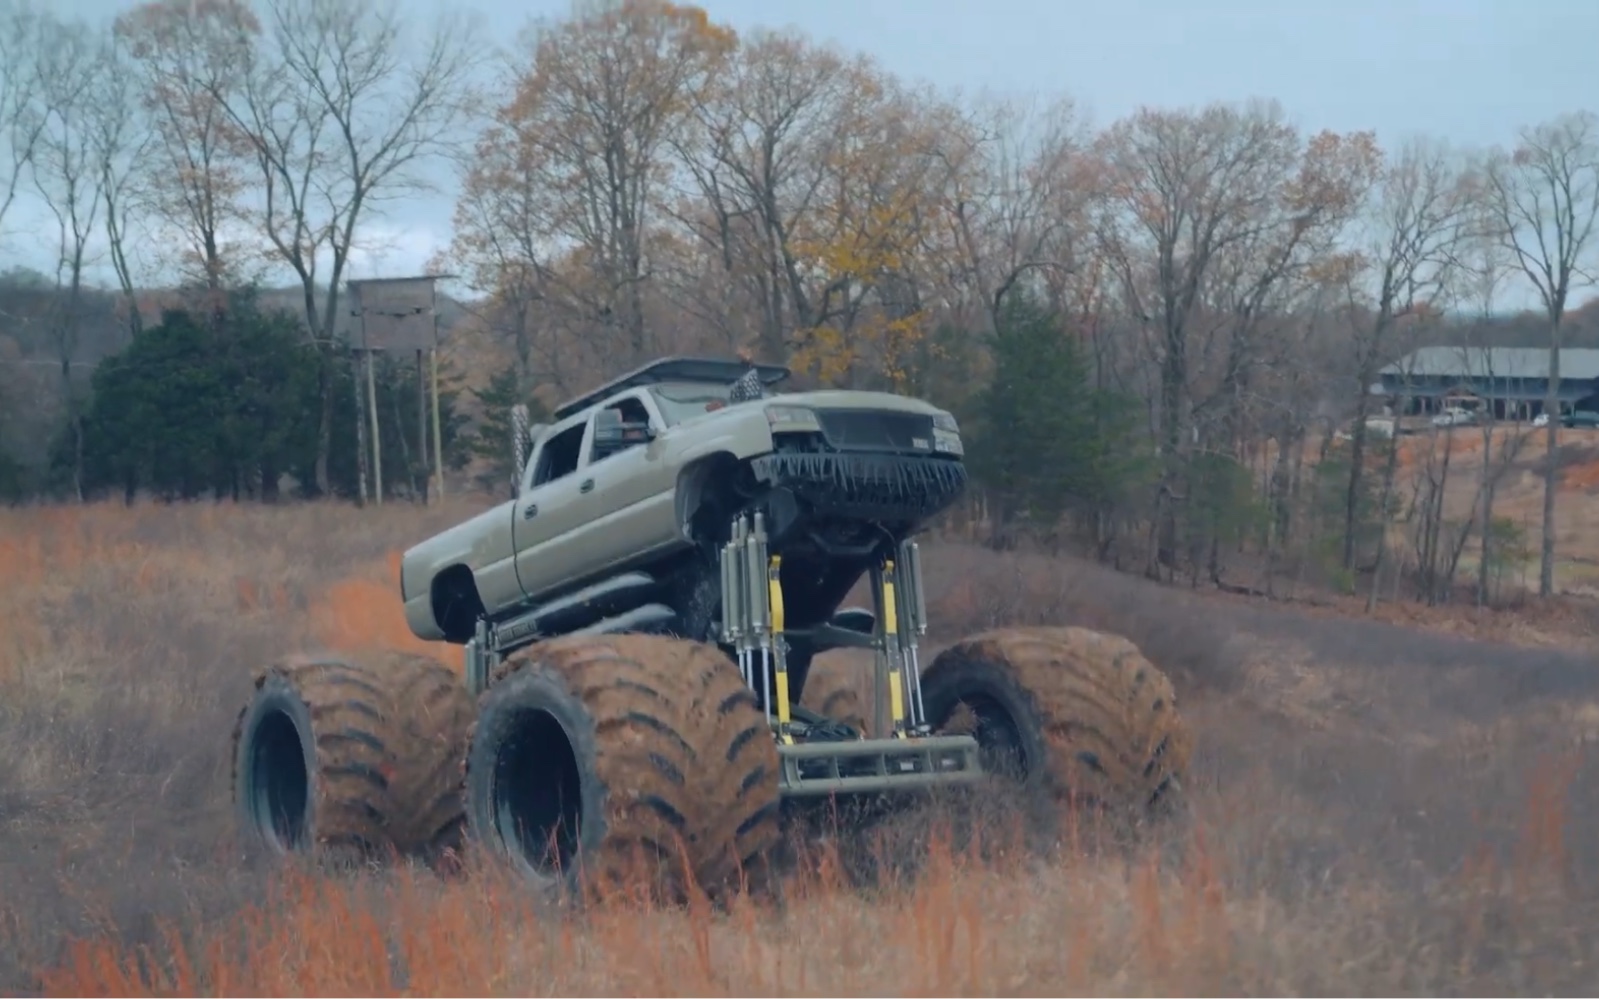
top-left (400, 356), bottom-right (964, 652)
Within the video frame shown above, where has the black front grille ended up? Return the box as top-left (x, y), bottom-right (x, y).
top-left (749, 452), bottom-right (968, 522)
top-left (814, 410), bottom-right (935, 452)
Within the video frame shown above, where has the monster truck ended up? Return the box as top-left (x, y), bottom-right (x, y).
top-left (230, 356), bottom-right (1192, 894)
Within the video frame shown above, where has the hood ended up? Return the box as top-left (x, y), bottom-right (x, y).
top-left (764, 389), bottom-right (946, 417)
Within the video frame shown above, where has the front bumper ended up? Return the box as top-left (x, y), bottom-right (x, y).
top-left (749, 451), bottom-right (969, 522)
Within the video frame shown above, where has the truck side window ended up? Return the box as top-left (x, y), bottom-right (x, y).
top-left (590, 397), bottom-right (653, 462)
top-left (531, 423), bottom-right (585, 486)
top-left (613, 397), bottom-right (651, 426)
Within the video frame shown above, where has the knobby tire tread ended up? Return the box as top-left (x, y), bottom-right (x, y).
top-left (801, 650), bottom-right (873, 737)
top-left (488, 634), bottom-right (780, 897)
top-left (233, 651), bottom-right (473, 861)
top-left (924, 626), bottom-right (1192, 811)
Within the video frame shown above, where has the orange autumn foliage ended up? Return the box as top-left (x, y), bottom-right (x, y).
top-left (309, 551), bottom-right (459, 669)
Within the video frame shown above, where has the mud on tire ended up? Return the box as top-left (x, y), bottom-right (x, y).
top-left (384, 654), bottom-right (478, 866)
top-left (800, 650), bottom-right (874, 738)
top-left (920, 626), bottom-right (1191, 817)
top-left (231, 651), bottom-right (474, 865)
top-left (463, 634), bottom-right (781, 902)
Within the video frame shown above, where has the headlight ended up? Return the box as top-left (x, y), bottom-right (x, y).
top-left (932, 411), bottom-right (962, 455)
top-left (765, 405), bottom-right (820, 431)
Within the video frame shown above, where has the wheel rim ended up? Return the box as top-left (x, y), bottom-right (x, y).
top-left (946, 693), bottom-right (1031, 782)
top-left (490, 708), bottom-right (583, 881)
top-left (246, 709), bottom-right (310, 852)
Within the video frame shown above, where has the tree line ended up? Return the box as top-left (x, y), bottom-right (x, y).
top-left (1, 0), bottom-right (1597, 606)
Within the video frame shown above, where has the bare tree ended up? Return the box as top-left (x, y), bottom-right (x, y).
top-left (1340, 137), bottom-right (1474, 569)
top-left (933, 93), bottom-right (1089, 334)
top-left (1409, 383), bottom-right (1492, 607)
top-left (1448, 225), bottom-right (1532, 606)
top-left (114, 0), bottom-right (257, 292)
top-left (1094, 101), bottom-right (1375, 576)
top-left (1253, 268), bottom-right (1348, 596)
top-left (1365, 345), bottom-right (1422, 612)
top-left (1484, 111), bottom-right (1599, 597)
top-left (0, 0), bottom-right (46, 238)
top-left (200, 0), bottom-right (484, 494)
top-left (670, 27), bottom-right (860, 357)
top-left (1203, 131), bottom-right (1379, 579)
top-left (88, 30), bottom-right (156, 338)
top-left (444, 143), bottom-right (559, 390)
top-left (29, 12), bottom-right (106, 500)
top-left (1462, 345), bottom-right (1533, 607)
top-left (501, 0), bottom-right (733, 362)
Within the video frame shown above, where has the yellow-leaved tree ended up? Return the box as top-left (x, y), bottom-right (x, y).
top-left (447, 0), bottom-right (735, 388)
top-left (673, 31), bottom-right (956, 388)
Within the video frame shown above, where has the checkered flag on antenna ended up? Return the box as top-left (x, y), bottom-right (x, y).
top-left (511, 404), bottom-right (531, 496)
top-left (729, 366), bottom-right (765, 403)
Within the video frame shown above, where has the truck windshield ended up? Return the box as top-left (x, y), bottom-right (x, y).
top-left (650, 383), bottom-right (734, 426)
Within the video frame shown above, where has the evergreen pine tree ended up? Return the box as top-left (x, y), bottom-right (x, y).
top-left (973, 293), bottom-right (1139, 542)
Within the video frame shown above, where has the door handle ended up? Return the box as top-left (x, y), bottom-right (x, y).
top-left (522, 503), bottom-right (538, 520)
top-left (580, 478), bottom-right (595, 494)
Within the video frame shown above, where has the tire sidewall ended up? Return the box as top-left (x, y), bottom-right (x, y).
top-left (464, 666), bottom-right (609, 894)
top-left (920, 656), bottom-right (1052, 791)
top-left (233, 673), bottom-right (320, 855)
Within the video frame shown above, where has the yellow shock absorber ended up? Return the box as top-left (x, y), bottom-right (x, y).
top-left (768, 555), bottom-right (794, 744)
top-left (882, 559), bottom-right (907, 737)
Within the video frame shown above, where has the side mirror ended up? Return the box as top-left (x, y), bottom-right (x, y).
top-left (593, 408), bottom-right (654, 457)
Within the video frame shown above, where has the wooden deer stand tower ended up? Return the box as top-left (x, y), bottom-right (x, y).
top-left (347, 274), bottom-right (452, 505)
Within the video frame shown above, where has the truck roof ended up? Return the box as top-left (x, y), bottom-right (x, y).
top-left (552, 355), bottom-right (792, 421)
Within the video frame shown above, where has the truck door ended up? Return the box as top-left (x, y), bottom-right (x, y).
top-left (562, 392), bottom-right (681, 574)
top-left (511, 418), bottom-right (591, 600)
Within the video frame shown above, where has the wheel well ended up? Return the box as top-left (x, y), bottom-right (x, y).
top-left (431, 564), bottom-right (486, 644)
top-left (675, 452), bottom-right (742, 544)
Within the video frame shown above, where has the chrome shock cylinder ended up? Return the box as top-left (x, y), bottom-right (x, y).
top-left (722, 516), bottom-right (750, 689)
top-left (746, 512), bottom-right (773, 723)
top-left (898, 538), bottom-right (930, 731)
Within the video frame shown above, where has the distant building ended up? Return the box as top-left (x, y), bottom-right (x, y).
top-left (1371, 346), bottom-right (1599, 420)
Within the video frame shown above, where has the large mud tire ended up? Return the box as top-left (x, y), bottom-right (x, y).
top-left (462, 634), bottom-right (781, 902)
top-left (920, 627), bottom-right (1191, 818)
top-left (231, 651), bottom-right (473, 865)
top-left (800, 650), bottom-right (874, 738)
top-left (383, 655), bottom-right (477, 867)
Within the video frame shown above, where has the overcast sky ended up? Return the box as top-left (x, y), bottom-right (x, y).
top-left (5, 0), bottom-right (1597, 308)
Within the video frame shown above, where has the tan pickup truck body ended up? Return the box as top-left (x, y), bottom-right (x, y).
top-left (400, 357), bottom-right (966, 646)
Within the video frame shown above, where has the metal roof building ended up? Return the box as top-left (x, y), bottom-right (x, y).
top-left (1372, 346), bottom-right (1599, 415)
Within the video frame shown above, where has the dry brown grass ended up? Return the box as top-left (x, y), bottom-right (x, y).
top-left (2, 500), bottom-right (1598, 996)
